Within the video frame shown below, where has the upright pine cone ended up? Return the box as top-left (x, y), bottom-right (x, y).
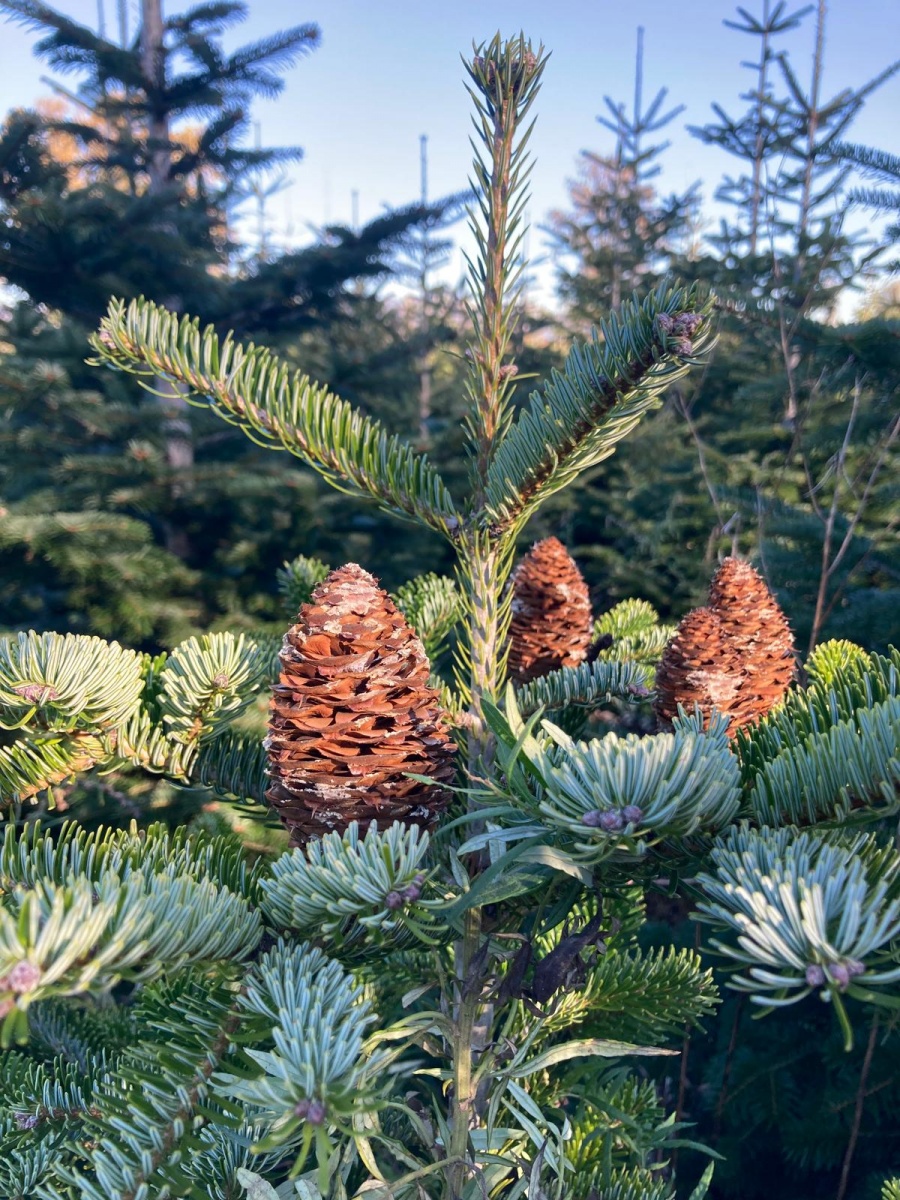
top-left (507, 537), bottom-right (593, 684)
top-left (653, 607), bottom-right (741, 730)
top-left (266, 564), bottom-right (457, 846)
top-left (707, 557), bottom-right (796, 727)
top-left (655, 557), bottom-right (795, 736)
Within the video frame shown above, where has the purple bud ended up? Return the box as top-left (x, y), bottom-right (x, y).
top-left (676, 338), bottom-right (694, 357)
top-left (384, 891), bottom-right (404, 910)
top-left (847, 959), bottom-right (866, 978)
top-left (582, 809), bottom-right (626, 832)
top-left (828, 962), bottom-right (851, 990)
top-left (14, 1112), bottom-right (39, 1130)
top-left (402, 883), bottom-right (422, 902)
top-left (805, 964), bottom-right (826, 988)
top-left (592, 810), bottom-right (624, 834)
top-left (674, 313), bottom-right (703, 336)
top-left (621, 805), bottom-right (644, 826)
top-left (212, 673), bottom-right (230, 689)
top-left (306, 1100), bottom-right (327, 1126)
top-left (7, 961), bottom-right (41, 993)
top-left (656, 313), bottom-right (675, 334)
top-left (13, 683), bottom-right (59, 704)
top-left (294, 1098), bottom-right (311, 1118)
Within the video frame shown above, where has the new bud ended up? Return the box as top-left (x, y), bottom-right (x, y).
top-left (7, 961), bottom-right (41, 993)
top-left (582, 809), bottom-right (625, 832)
top-left (827, 962), bottom-right (851, 990)
top-left (805, 964), bottom-right (826, 988)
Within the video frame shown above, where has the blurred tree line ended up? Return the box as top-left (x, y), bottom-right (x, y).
top-left (1, 3), bottom-right (899, 1199)
top-left (545, 3), bottom-right (899, 654)
top-left (0, 0), bottom-right (469, 644)
top-left (2, 0), bottom-right (897, 655)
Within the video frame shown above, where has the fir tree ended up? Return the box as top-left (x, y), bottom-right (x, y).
top-left (1, 36), bottom-right (898, 1200)
top-left (548, 26), bottom-right (699, 326)
top-left (551, 1), bottom-right (900, 651)
top-left (0, 0), bottom-right (467, 642)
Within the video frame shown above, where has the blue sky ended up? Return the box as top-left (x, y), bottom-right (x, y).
top-left (1, 0), bottom-right (898, 302)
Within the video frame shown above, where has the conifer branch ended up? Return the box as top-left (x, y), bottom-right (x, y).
top-left (57, 974), bottom-right (246, 1200)
top-left (90, 298), bottom-right (460, 536)
top-left (484, 282), bottom-right (716, 529)
top-left (540, 946), bottom-right (718, 1043)
top-left (515, 658), bottom-right (650, 716)
top-left (392, 572), bottom-right (464, 662)
top-left (0, 732), bottom-right (108, 807)
top-left (194, 729), bottom-right (269, 808)
top-left (696, 826), bottom-right (900, 1047)
top-left (532, 710), bottom-right (741, 858)
top-left (749, 695), bottom-right (900, 826)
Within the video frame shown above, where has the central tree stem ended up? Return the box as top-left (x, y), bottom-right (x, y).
top-left (448, 908), bottom-right (484, 1199)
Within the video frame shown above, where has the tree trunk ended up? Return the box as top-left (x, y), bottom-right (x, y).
top-left (140, 0), bottom-right (195, 531)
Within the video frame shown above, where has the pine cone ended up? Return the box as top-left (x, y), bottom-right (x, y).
top-left (654, 557), bottom-right (795, 736)
top-left (507, 537), bottom-right (593, 684)
top-left (266, 564), bottom-right (457, 846)
top-left (707, 557), bottom-right (796, 727)
top-left (654, 607), bottom-right (741, 730)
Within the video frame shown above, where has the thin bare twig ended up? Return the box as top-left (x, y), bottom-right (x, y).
top-left (808, 376), bottom-right (862, 652)
top-left (674, 391), bottom-right (735, 560)
top-left (836, 1015), bottom-right (878, 1200)
top-left (713, 996), bottom-right (746, 1139)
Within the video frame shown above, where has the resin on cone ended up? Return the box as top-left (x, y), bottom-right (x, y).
top-left (507, 537), bottom-right (593, 684)
top-left (654, 607), bottom-right (741, 731)
top-left (655, 556), bottom-right (795, 736)
top-left (266, 564), bottom-right (457, 845)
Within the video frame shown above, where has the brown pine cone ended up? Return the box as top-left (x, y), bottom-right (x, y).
top-left (507, 537), bottom-right (593, 684)
top-left (654, 607), bottom-right (741, 730)
top-left (266, 563), bottom-right (457, 846)
top-left (655, 557), bottom-right (796, 736)
top-left (708, 556), bottom-right (796, 727)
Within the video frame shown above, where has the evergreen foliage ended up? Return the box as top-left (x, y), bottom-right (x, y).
top-left (547, 26), bottom-right (699, 325)
top-left (1, 23), bottom-right (899, 1200)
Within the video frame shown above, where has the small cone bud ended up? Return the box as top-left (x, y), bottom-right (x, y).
top-left (507, 537), bottom-right (593, 684)
top-left (655, 557), bottom-right (795, 737)
top-left (266, 564), bottom-right (457, 846)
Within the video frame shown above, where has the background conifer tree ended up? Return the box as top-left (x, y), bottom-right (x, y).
top-left (548, 27), bottom-right (700, 327)
top-left (549, 3), bottom-right (900, 651)
top-left (0, 0), bottom-right (466, 641)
